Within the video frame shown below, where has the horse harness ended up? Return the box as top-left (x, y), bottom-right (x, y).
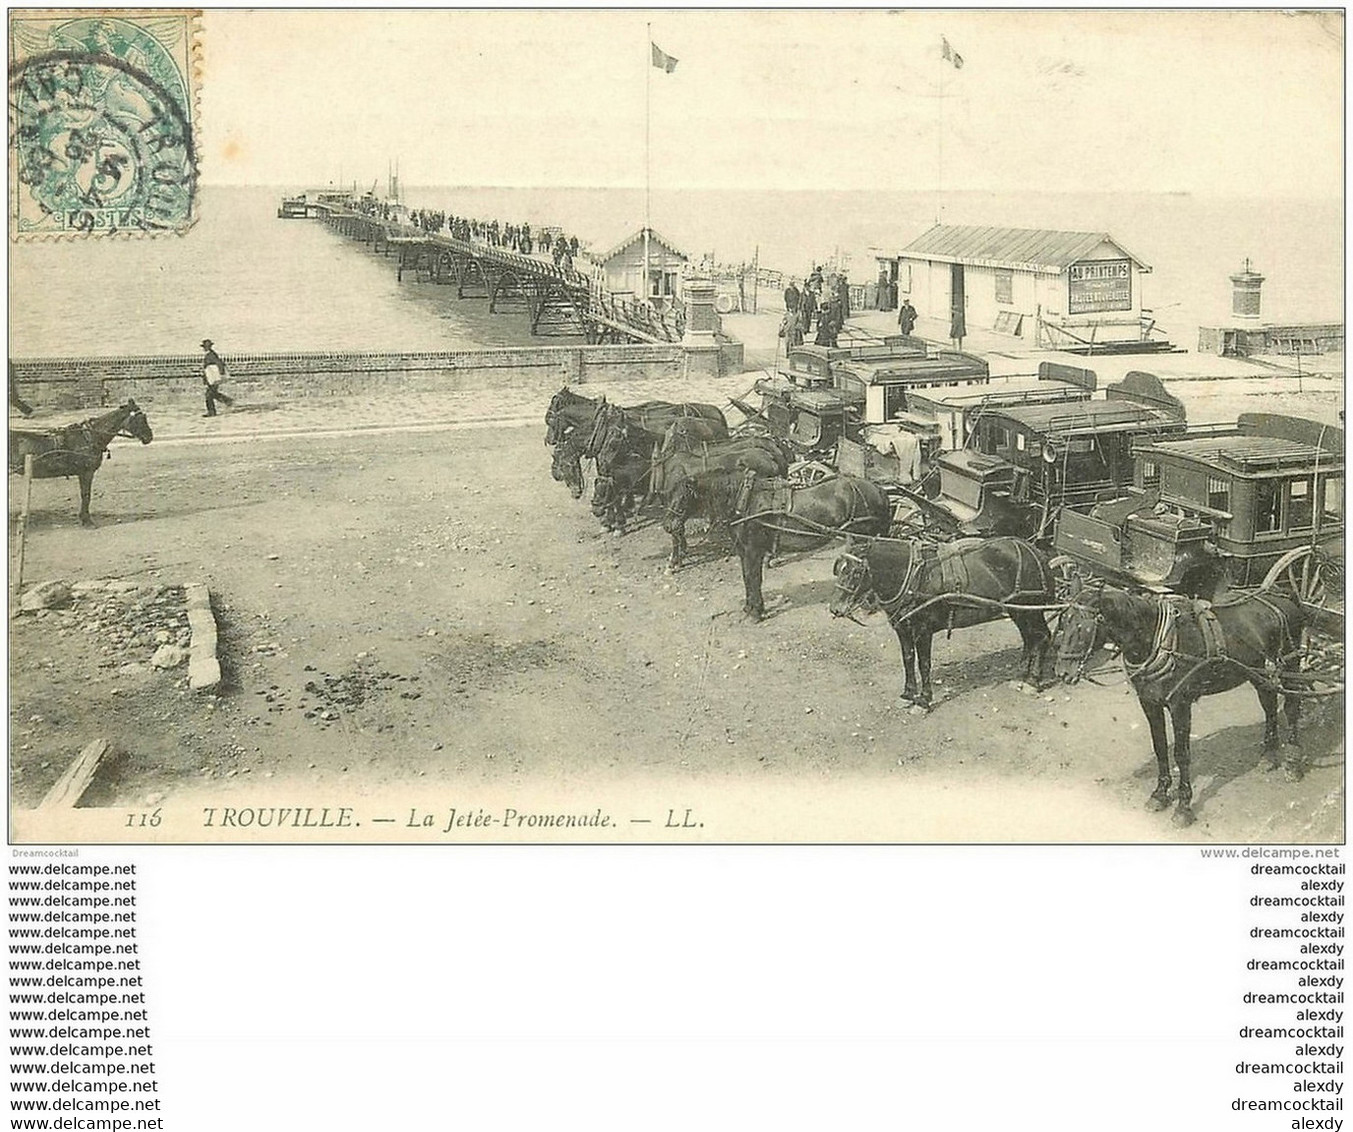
top-left (864, 538), bottom-right (1051, 632)
top-left (729, 470), bottom-right (879, 542)
top-left (1110, 592), bottom-right (1298, 701)
top-left (10, 419), bottom-right (121, 473)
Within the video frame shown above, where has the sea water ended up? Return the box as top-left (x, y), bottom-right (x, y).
top-left (8, 184), bottom-right (1342, 358)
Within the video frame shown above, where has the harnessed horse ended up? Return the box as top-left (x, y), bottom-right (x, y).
top-left (10, 400), bottom-right (154, 526)
top-left (655, 440), bottom-right (790, 566)
top-left (830, 537), bottom-right (1057, 707)
top-left (684, 470), bottom-right (892, 619)
top-left (588, 402), bottom-right (738, 533)
top-left (1054, 584), bottom-right (1306, 826)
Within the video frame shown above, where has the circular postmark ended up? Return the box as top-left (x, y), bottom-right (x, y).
top-left (10, 50), bottom-right (196, 234)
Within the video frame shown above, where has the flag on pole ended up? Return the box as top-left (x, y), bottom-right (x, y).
top-left (651, 41), bottom-right (678, 73)
top-left (940, 35), bottom-right (964, 69)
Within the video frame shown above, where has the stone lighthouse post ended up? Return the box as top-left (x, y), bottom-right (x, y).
top-left (1230, 259), bottom-right (1266, 323)
top-left (680, 276), bottom-right (723, 378)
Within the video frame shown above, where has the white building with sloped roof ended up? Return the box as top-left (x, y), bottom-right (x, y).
top-left (888, 224), bottom-right (1153, 349)
top-left (586, 226), bottom-right (688, 312)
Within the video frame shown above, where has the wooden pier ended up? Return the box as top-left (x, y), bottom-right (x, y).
top-left (313, 203), bottom-right (685, 347)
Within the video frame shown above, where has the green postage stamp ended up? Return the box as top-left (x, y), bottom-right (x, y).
top-left (9, 9), bottom-right (201, 237)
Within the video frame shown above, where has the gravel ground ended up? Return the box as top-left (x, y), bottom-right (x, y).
top-left (8, 407), bottom-right (1343, 844)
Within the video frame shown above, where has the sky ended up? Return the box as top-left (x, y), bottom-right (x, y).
top-left (201, 9), bottom-right (1342, 199)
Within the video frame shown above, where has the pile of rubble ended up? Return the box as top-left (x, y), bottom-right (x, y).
top-left (20, 579), bottom-right (192, 676)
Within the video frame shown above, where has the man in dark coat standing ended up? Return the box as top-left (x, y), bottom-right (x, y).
top-left (201, 339), bottom-right (234, 417)
top-left (898, 299), bottom-right (917, 336)
top-left (800, 284), bottom-right (817, 335)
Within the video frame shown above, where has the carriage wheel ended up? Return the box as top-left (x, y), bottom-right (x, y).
top-left (1262, 546), bottom-right (1329, 607)
top-left (788, 460), bottom-right (835, 487)
top-left (887, 498), bottom-right (929, 540)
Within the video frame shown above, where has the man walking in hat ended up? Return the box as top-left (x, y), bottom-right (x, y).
top-left (201, 339), bottom-right (233, 417)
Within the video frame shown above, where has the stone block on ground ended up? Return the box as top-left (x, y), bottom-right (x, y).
top-left (150, 644), bottom-right (188, 669)
top-left (21, 580), bottom-right (72, 612)
top-left (188, 654), bottom-right (220, 691)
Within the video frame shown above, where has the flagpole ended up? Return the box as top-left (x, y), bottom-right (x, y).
top-left (645, 22), bottom-right (652, 308)
top-left (936, 61), bottom-right (945, 225)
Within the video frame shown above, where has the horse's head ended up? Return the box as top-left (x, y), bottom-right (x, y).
top-left (661, 474), bottom-right (699, 533)
top-left (591, 469), bottom-right (616, 517)
top-left (828, 550), bottom-right (877, 619)
top-left (584, 400), bottom-right (618, 460)
top-left (544, 386), bottom-right (574, 446)
top-left (1053, 583), bottom-right (1112, 684)
top-left (123, 401), bottom-right (153, 444)
top-left (551, 435), bottom-right (585, 499)
top-left (594, 411), bottom-right (631, 474)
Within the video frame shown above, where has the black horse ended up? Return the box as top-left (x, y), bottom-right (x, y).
top-left (1054, 585), bottom-right (1306, 827)
top-left (547, 389), bottom-right (726, 516)
top-left (830, 536), bottom-right (1057, 707)
top-left (589, 404), bottom-right (745, 534)
top-left (656, 440), bottom-right (790, 565)
top-left (550, 428), bottom-right (590, 500)
top-left (684, 470), bottom-right (892, 619)
top-left (545, 387), bottom-right (725, 449)
top-left (10, 400), bottom-right (153, 526)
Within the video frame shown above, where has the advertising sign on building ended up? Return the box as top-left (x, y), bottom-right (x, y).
top-left (1068, 259), bottom-right (1132, 314)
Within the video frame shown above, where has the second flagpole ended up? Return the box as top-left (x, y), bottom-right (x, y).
top-left (644, 22), bottom-right (652, 309)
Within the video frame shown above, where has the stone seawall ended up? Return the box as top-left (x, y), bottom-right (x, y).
top-left (11, 344), bottom-right (687, 409)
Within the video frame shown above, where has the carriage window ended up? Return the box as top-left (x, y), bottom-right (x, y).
top-left (1141, 460), bottom-right (1160, 487)
top-left (1067, 438), bottom-right (1095, 455)
top-left (1207, 476), bottom-right (1230, 513)
top-left (1015, 433), bottom-right (1026, 452)
top-left (1255, 479), bottom-right (1281, 533)
top-left (1288, 477), bottom-right (1314, 530)
top-left (994, 425), bottom-right (1011, 452)
top-left (1320, 475), bottom-right (1342, 525)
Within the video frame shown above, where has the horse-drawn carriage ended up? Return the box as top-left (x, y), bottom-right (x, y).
top-left (748, 339), bottom-right (988, 461)
top-left (895, 371), bottom-right (1188, 541)
top-left (1052, 412), bottom-right (1343, 604)
top-left (748, 338), bottom-right (1114, 501)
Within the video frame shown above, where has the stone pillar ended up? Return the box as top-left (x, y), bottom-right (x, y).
top-left (681, 277), bottom-right (722, 378)
top-left (1230, 259), bottom-right (1265, 323)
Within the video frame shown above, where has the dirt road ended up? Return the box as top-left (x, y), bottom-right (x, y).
top-left (8, 419), bottom-right (1343, 843)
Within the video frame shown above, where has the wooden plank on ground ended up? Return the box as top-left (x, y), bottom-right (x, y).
top-left (38, 738), bottom-right (111, 810)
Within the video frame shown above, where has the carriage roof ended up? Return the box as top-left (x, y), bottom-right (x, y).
top-left (1135, 419), bottom-right (1343, 478)
top-left (983, 399), bottom-right (1181, 438)
top-left (834, 351), bottom-right (989, 386)
top-left (905, 374), bottom-right (1090, 411)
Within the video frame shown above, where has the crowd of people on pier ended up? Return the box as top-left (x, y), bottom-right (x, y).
top-left (352, 195), bottom-right (586, 272)
top-left (779, 266), bottom-right (852, 350)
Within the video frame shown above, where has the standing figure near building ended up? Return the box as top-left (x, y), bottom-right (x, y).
top-left (950, 306), bottom-right (966, 351)
top-left (784, 280), bottom-right (801, 317)
top-left (201, 339), bottom-right (234, 417)
top-left (800, 283), bottom-right (817, 336)
top-left (778, 307), bottom-right (803, 360)
top-left (815, 294), bottom-right (841, 347)
top-left (898, 298), bottom-right (918, 336)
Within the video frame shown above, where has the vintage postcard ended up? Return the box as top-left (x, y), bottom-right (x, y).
top-left (7, 9), bottom-right (1344, 845)
top-left (9, 8), bottom-right (200, 236)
